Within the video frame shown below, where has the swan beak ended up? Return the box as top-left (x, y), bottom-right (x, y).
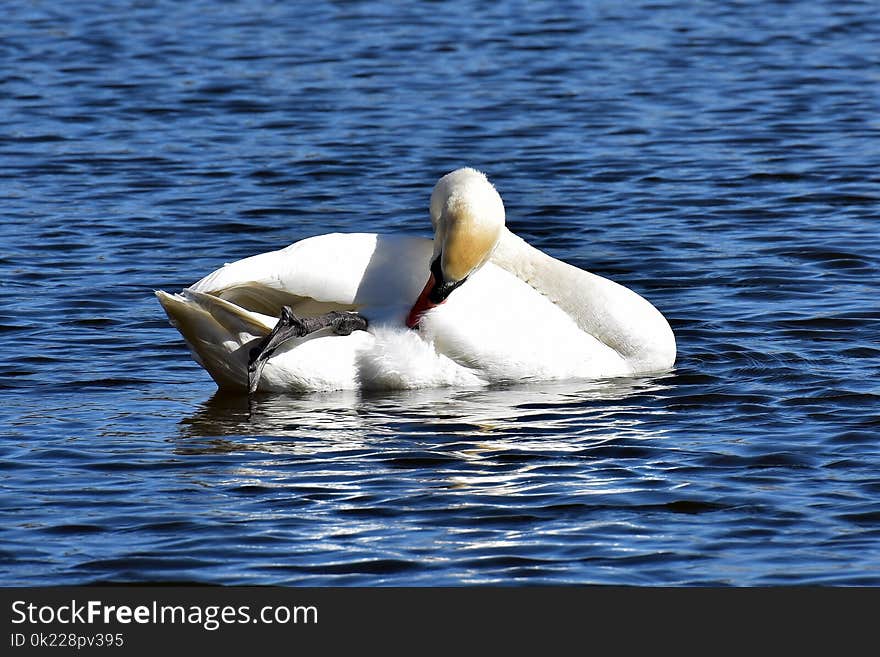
top-left (406, 272), bottom-right (439, 329)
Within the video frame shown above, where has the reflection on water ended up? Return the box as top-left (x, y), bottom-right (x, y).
top-left (162, 375), bottom-right (689, 584)
top-left (174, 377), bottom-right (676, 507)
top-left (178, 376), bottom-right (673, 449)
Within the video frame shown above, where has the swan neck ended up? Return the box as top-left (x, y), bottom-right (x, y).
top-left (489, 228), bottom-right (676, 372)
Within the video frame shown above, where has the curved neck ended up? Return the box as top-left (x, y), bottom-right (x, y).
top-left (489, 228), bottom-right (675, 372)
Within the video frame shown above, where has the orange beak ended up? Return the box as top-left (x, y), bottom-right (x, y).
top-left (406, 272), bottom-right (440, 328)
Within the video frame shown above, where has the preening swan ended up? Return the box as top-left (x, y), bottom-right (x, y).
top-left (156, 168), bottom-right (675, 392)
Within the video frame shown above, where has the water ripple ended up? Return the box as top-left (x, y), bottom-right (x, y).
top-left (1, 0), bottom-right (879, 586)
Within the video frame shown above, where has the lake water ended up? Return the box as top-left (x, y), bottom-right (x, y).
top-left (2, 0), bottom-right (879, 585)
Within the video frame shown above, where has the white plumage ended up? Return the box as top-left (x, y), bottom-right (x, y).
top-left (157, 168), bottom-right (675, 392)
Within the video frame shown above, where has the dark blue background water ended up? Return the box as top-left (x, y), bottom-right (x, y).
top-left (2, 0), bottom-right (878, 585)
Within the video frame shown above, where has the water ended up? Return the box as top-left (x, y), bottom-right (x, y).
top-left (2, 0), bottom-right (879, 585)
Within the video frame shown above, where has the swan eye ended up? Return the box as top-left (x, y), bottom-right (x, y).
top-left (429, 256), bottom-right (467, 303)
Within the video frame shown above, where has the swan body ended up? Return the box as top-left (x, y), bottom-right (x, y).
top-left (157, 168), bottom-right (675, 392)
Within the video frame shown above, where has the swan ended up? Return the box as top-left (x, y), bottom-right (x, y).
top-left (156, 167), bottom-right (675, 392)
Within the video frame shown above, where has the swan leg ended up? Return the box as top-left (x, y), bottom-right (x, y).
top-left (247, 307), bottom-right (368, 393)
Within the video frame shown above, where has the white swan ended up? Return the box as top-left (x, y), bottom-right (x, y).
top-left (156, 168), bottom-right (675, 392)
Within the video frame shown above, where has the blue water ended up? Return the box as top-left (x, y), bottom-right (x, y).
top-left (2, 0), bottom-right (879, 585)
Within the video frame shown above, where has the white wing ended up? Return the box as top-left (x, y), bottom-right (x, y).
top-left (188, 232), bottom-right (433, 321)
top-left (156, 232), bottom-right (437, 391)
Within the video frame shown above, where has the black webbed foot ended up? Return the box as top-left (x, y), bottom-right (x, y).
top-left (324, 310), bottom-right (369, 336)
top-left (246, 308), bottom-right (369, 394)
top-left (247, 306), bottom-right (307, 394)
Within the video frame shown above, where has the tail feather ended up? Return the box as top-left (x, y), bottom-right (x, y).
top-left (156, 289), bottom-right (276, 389)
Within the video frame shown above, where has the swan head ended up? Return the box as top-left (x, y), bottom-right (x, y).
top-left (406, 167), bottom-right (505, 328)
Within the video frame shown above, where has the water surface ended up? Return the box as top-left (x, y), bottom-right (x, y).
top-left (2, 0), bottom-right (879, 585)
